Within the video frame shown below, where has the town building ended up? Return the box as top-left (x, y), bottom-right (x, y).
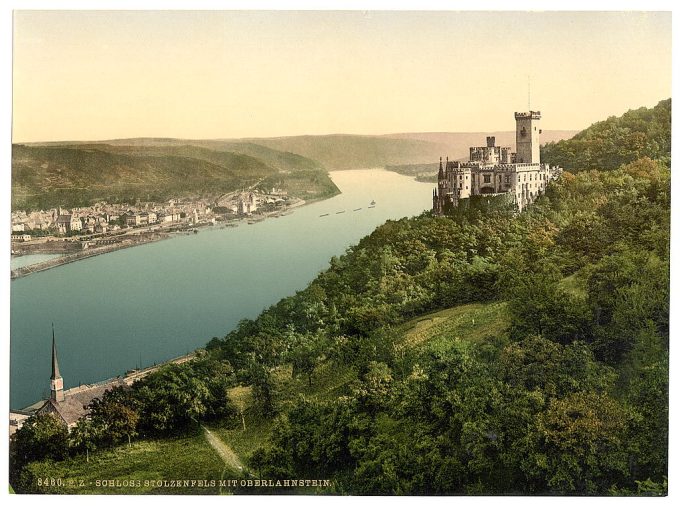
top-left (432, 111), bottom-right (561, 215)
top-left (236, 192), bottom-right (258, 215)
top-left (56, 214), bottom-right (82, 234)
top-left (125, 213), bottom-right (141, 227)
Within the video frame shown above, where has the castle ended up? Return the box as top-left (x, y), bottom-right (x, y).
top-left (432, 111), bottom-right (561, 215)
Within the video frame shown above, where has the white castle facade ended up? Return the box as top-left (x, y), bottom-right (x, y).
top-left (432, 111), bottom-right (561, 214)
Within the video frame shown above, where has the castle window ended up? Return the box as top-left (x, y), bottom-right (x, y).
top-left (483, 175), bottom-right (491, 183)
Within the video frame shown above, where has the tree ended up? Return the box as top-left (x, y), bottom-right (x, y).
top-left (69, 417), bottom-right (104, 461)
top-left (11, 412), bottom-right (68, 490)
top-left (13, 413), bottom-right (68, 465)
top-left (288, 332), bottom-right (323, 387)
top-left (87, 386), bottom-right (140, 446)
top-left (525, 392), bottom-right (632, 494)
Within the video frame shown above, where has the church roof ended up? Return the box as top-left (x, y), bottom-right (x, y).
top-left (41, 379), bottom-right (126, 427)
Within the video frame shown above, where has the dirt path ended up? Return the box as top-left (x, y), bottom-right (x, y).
top-left (202, 425), bottom-right (245, 473)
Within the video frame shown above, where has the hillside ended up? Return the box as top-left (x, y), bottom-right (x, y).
top-left (12, 142), bottom-right (334, 211)
top-left (541, 99), bottom-right (671, 171)
top-left (11, 102), bottom-right (669, 495)
top-left (87, 138), bottom-right (326, 173)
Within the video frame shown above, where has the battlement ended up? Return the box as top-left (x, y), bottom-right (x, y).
top-left (514, 111), bottom-right (541, 120)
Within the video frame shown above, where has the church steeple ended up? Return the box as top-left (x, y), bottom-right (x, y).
top-left (50, 324), bottom-right (64, 402)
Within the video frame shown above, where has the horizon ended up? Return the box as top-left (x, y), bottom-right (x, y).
top-left (12, 11), bottom-right (671, 143)
top-left (13, 126), bottom-right (584, 146)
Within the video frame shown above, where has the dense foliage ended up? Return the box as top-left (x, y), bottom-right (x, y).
top-left (212, 155), bottom-right (668, 494)
top-left (541, 99), bottom-right (670, 172)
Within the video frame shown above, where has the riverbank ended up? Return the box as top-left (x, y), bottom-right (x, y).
top-left (10, 197), bottom-right (311, 280)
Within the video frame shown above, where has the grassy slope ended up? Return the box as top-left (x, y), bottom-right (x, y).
top-left (25, 433), bottom-right (234, 494)
top-left (398, 302), bottom-right (509, 353)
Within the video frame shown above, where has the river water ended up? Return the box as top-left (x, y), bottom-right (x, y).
top-left (11, 253), bottom-right (63, 270)
top-left (10, 169), bottom-right (433, 409)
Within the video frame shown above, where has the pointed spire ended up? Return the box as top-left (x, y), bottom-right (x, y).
top-left (51, 323), bottom-right (61, 380)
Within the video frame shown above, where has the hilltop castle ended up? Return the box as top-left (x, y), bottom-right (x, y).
top-left (432, 111), bottom-right (561, 215)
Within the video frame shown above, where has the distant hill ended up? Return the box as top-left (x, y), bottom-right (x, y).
top-left (242, 135), bottom-right (450, 171)
top-left (385, 130), bottom-right (578, 160)
top-left (541, 99), bottom-right (671, 171)
top-left (242, 130), bottom-right (577, 171)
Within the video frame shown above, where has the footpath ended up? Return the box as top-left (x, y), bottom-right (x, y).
top-left (202, 426), bottom-right (245, 473)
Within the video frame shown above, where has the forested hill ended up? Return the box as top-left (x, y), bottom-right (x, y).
top-left (541, 98), bottom-right (670, 171)
top-left (13, 102), bottom-right (670, 495)
top-left (11, 142), bottom-right (335, 211)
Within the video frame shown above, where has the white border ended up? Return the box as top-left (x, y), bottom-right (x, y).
top-left (1, 2), bottom-right (677, 508)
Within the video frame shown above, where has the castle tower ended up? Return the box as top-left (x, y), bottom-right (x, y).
top-left (50, 325), bottom-right (65, 402)
top-left (514, 111), bottom-right (541, 164)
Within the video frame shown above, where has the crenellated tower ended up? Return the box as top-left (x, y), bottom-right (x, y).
top-left (514, 111), bottom-right (541, 163)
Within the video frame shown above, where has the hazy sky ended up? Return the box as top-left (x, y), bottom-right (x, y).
top-left (12, 10), bottom-right (672, 142)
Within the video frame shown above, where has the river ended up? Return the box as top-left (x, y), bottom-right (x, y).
top-left (10, 169), bottom-right (433, 409)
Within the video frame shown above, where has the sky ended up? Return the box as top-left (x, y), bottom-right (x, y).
top-left (12, 10), bottom-right (672, 142)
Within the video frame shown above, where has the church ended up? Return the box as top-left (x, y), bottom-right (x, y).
top-left (10, 329), bottom-right (125, 433)
top-left (432, 110), bottom-right (561, 215)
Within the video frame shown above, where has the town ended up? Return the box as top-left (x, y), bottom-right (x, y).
top-left (10, 188), bottom-right (303, 277)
